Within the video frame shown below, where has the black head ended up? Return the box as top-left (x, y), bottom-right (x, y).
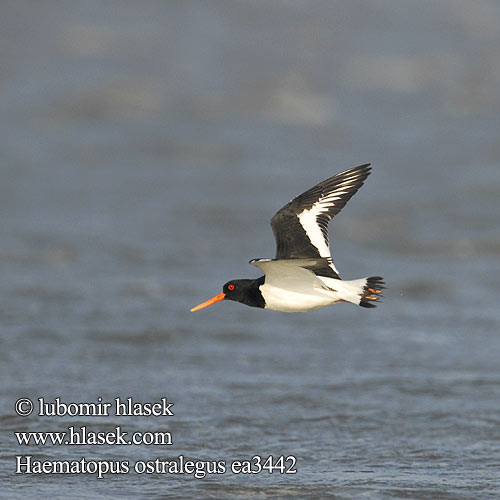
top-left (191, 277), bottom-right (265, 311)
top-left (223, 278), bottom-right (265, 308)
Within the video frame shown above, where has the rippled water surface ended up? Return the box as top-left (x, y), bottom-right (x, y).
top-left (1, 1), bottom-right (500, 499)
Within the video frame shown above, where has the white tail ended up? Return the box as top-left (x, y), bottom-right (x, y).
top-left (331, 276), bottom-right (384, 307)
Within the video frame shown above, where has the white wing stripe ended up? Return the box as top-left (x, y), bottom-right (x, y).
top-left (295, 181), bottom-right (362, 275)
top-left (297, 208), bottom-right (340, 275)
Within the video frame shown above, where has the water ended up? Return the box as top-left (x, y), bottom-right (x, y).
top-left (1, 1), bottom-right (500, 498)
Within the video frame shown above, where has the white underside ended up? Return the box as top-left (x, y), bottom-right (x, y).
top-left (260, 283), bottom-right (339, 312)
top-left (251, 259), bottom-right (367, 312)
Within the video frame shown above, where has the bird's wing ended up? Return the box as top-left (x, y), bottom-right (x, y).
top-left (250, 258), bottom-right (335, 292)
top-left (270, 164), bottom-right (372, 278)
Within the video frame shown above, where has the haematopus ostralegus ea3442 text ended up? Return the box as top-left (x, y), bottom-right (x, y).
top-left (191, 164), bottom-right (384, 313)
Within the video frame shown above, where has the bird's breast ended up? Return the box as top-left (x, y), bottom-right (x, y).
top-left (259, 283), bottom-right (340, 312)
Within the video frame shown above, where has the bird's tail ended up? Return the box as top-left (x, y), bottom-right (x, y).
top-left (359, 276), bottom-right (385, 308)
top-left (334, 276), bottom-right (385, 308)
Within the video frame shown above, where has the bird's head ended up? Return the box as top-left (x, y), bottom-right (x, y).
top-left (190, 278), bottom-right (265, 311)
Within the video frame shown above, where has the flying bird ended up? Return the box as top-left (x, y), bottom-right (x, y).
top-left (191, 164), bottom-right (384, 312)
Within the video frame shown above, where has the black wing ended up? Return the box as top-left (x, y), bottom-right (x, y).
top-left (270, 164), bottom-right (372, 278)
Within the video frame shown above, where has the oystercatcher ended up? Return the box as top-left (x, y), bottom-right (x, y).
top-left (191, 164), bottom-right (384, 312)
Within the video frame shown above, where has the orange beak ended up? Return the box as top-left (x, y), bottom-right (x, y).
top-left (190, 292), bottom-right (226, 312)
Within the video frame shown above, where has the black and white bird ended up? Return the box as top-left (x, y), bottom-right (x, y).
top-left (191, 164), bottom-right (384, 313)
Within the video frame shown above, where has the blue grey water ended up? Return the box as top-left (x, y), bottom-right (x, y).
top-left (1, 1), bottom-right (499, 499)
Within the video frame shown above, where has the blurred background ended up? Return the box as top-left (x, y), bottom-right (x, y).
top-left (1, 1), bottom-right (499, 499)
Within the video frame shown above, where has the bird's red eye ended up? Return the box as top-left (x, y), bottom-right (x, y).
top-left (228, 284), bottom-right (235, 291)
